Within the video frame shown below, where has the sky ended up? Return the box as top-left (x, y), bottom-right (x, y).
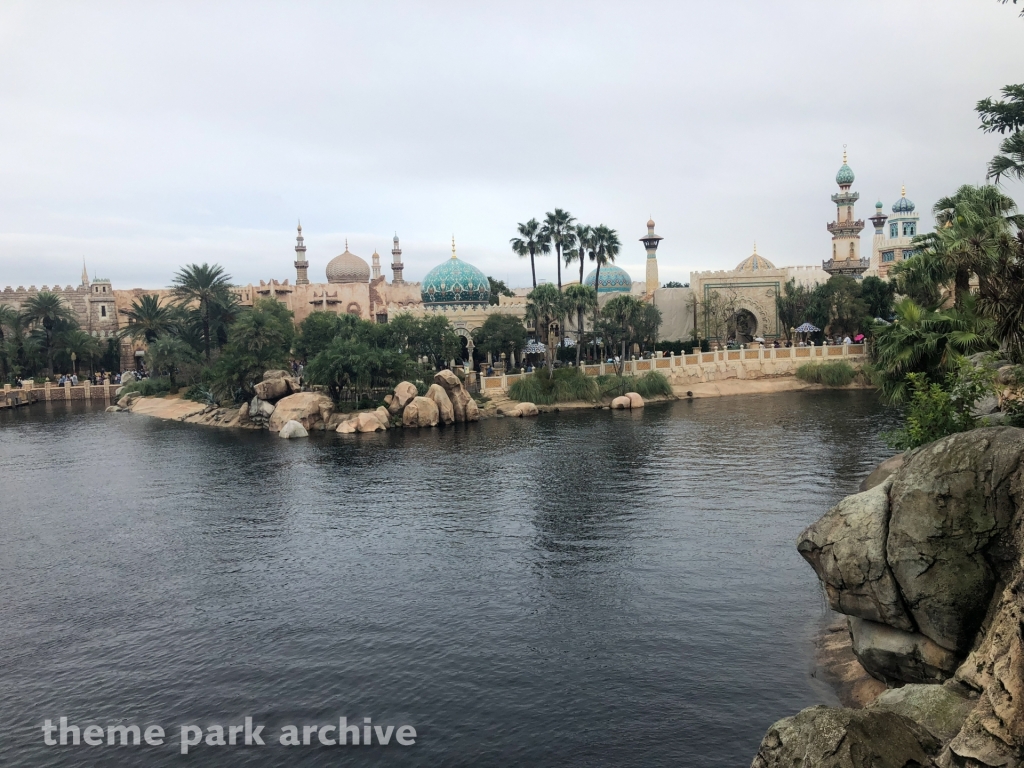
top-left (1, 0), bottom-right (1022, 291)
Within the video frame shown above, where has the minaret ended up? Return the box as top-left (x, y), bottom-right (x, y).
top-left (371, 250), bottom-right (381, 280)
top-left (294, 222), bottom-right (309, 285)
top-left (81, 258), bottom-right (90, 286)
top-left (824, 147), bottom-right (868, 277)
top-left (640, 217), bottom-right (663, 294)
top-left (868, 199), bottom-right (889, 276)
top-left (391, 233), bottom-right (405, 284)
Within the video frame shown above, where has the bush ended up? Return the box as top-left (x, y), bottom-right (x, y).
top-left (795, 361), bottom-right (856, 387)
top-left (597, 371), bottom-right (673, 398)
top-left (508, 367), bottom-right (599, 404)
top-left (119, 377), bottom-right (173, 397)
top-left (182, 384), bottom-right (216, 404)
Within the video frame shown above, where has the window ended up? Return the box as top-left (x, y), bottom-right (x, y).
top-left (890, 223), bottom-right (898, 239)
top-left (903, 222), bottom-right (915, 237)
top-left (100, 305), bottom-right (107, 317)
top-left (102, 286), bottom-right (106, 293)
top-left (882, 251), bottom-right (895, 263)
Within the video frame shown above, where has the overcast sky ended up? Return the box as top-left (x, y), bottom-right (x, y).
top-left (1, 1), bottom-right (1022, 291)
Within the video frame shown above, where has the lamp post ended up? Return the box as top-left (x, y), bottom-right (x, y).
top-left (71, 352), bottom-right (77, 376)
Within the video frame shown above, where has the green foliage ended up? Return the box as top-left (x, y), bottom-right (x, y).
top-left (472, 313), bottom-right (527, 362)
top-left (182, 383), bottom-right (216, 404)
top-left (171, 263), bottom-right (237, 361)
top-left (510, 218), bottom-right (550, 289)
top-left (776, 280), bottom-right (814, 340)
top-left (295, 311), bottom-right (349, 361)
top-left (596, 371), bottom-right (673, 399)
top-left (795, 361), bottom-right (856, 387)
top-left (487, 276), bottom-right (515, 305)
top-left (860, 276), bottom-right (897, 320)
top-left (882, 362), bottom-right (995, 450)
top-left (20, 291), bottom-right (76, 374)
top-left (303, 337), bottom-right (414, 402)
top-left (597, 295), bottom-right (661, 364)
top-left (977, 83), bottom-right (1024, 182)
top-left (120, 377), bottom-right (173, 397)
top-left (508, 366), bottom-right (599, 404)
top-left (662, 281), bottom-right (687, 288)
top-left (147, 335), bottom-right (201, 387)
top-left (205, 299), bottom-right (294, 401)
top-left (119, 294), bottom-right (174, 344)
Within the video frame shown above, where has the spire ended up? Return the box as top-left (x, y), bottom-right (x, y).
top-left (753, 241), bottom-right (757, 254)
top-left (901, 184), bottom-right (906, 197)
top-left (843, 145), bottom-right (847, 164)
top-left (81, 258), bottom-right (89, 286)
top-left (451, 234), bottom-right (457, 259)
top-left (345, 238), bottom-right (349, 251)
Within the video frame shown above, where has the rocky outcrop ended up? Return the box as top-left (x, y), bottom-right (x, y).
top-left (611, 396), bottom-right (630, 410)
top-left (626, 391), bottom-right (644, 409)
top-left (278, 420), bottom-right (308, 439)
top-left (388, 381), bottom-right (418, 415)
top-left (402, 396), bottom-right (439, 428)
top-left (433, 370), bottom-right (479, 422)
top-left (754, 428), bottom-right (1024, 767)
top-left (248, 396), bottom-right (276, 429)
top-left (117, 391), bottom-right (140, 409)
top-left (267, 392), bottom-right (334, 432)
top-left (858, 452), bottom-right (904, 492)
top-left (375, 406), bottom-right (392, 428)
top-left (426, 384), bottom-right (455, 425)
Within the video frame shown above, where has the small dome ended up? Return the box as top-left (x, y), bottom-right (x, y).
top-left (735, 250), bottom-right (776, 272)
top-left (393, 234), bottom-right (400, 243)
top-left (875, 200), bottom-right (884, 209)
top-left (326, 244), bottom-right (371, 284)
top-left (583, 264), bottom-right (632, 293)
top-left (647, 217), bottom-right (656, 229)
top-left (421, 250), bottom-right (490, 306)
top-left (836, 163), bottom-right (855, 186)
top-left (892, 188), bottom-right (915, 214)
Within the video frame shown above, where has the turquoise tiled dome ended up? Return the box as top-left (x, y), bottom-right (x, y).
top-left (836, 162), bottom-right (855, 185)
top-left (892, 193), bottom-right (915, 214)
top-left (583, 264), bottom-right (632, 293)
top-left (421, 252), bottom-right (490, 306)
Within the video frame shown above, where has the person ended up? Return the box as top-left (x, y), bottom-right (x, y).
top-left (58, 374), bottom-right (66, 386)
top-left (842, 335), bottom-right (852, 345)
top-left (486, 365), bottom-right (494, 376)
top-left (71, 373), bottom-right (78, 386)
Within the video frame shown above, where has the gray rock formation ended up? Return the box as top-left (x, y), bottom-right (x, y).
top-left (848, 617), bottom-right (960, 684)
top-left (870, 683), bottom-right (977, 743)
top-left (278, 420), bottom-right (308, 439)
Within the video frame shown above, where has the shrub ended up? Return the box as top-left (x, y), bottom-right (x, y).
top-left (182, 384), bottom-right (216, 404)
top-left (119, 377), bottom-right (173, 397)
top-left (597, 371), bottom-right (673, 399)
top-left (508, 367), bottom-right (599, 404)
top-left (795, 361), bottom-right (856, 387)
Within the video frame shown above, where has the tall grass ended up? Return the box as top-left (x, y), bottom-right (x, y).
top-left (508, 367), bottom-right (599, 404)
top-left (795, 361), bottom-right (856, 387)
top-left (119, 377), bottom-right (174, 397)
top-left (596, 371), bottom-right (673, 398)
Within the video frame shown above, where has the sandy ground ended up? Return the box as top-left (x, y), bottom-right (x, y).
top-left (675, 378), bottom-right (874, 399)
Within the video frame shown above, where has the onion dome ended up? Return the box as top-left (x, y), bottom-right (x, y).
top-left (876, 201), bottom-right (884, 209)
top-left (583, 264), bottom-right (632, 293)
top-left (892, 185), bottom-right (915, 214)
top-left (647, 217), bottom-right (656, 229)
top-left (735, 244), bottom-right (776, 272)
top-left (421, 238), bottom-right (490, 306)
top-left (836, 148), bottom-right (855, 185)
top-left (326, 240), bottom-right (371, 284)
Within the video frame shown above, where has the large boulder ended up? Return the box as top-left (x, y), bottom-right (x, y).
top-left (388, 381), bottom-right (418, 414)
top-left (120, 371), bottom-right (137, 384)
top-left (336, 418), bottom-right (357, 434)
top-left (611, 396), bottom-right (630, 410)
top-left (426, 384), bottom-right (455, 425)
top-left (253, 377), bottom-right (290, 402)
top-left (433, 370), bottom-right (479, 422)
top-left (355, 411), bottom-right (386, 433)
top-left (858, 453), bottom-right (905, 492)
top-left (278, 420), bottom-right (308, 439)
top-left (848, 617), bottom-right (960, 685)
top-left (797, 479), bottom-right (914, 631)
top-left (626, 392), bottom-right (644, 409)
top-left (870, 684), bottom-right (977, 744)
top-left (117, 391), bottom-right (140, 409)
top-left (517, 402), bottom-right (539, 417)
top-left (887, 428), bottom-right (1024, 653)
top-left (268, 392), bottom-right (334, 432)
top-left (750, 705), bottom-right (940, 768)
top-left (375, 406), bottom-right (392, 428)
top-left (403, 396), bottom-right (439, 428)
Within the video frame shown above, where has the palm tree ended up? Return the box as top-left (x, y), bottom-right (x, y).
top-left (525, 284), bottom-right (564, 372)
top-left (540, 209), bottom-right (576, 291)
top-left (977, 83), bottom-right (1024, 183)
top-left (602, 294), bottom-right (647, 375)
top-left (510, 219), bottom-right (550, 289)
top-left (570, 225), bottom-right (596, 285)
top-left (0, 304), bottom-right (19, 380)
top-left (58, 329), bottom-right (101, 376)
top-left (987, 132), bottom-right (1024, 184)
top-left (20, 292), bottom-right (75, 375)
top-left (588, 225), bottom-right (621, 359)
top-left (171, 263), bottom-right (234, 361)
top-left (978, 229), bottom-right (1024, 363)
top-left (119, 294), bottom-right (174, 344)
top-left (563, 284), bottom-right (598, 367)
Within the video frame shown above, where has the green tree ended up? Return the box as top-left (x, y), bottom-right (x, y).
top-left (55, 329), bottom-right (100, 376)
top-left (171, 263), bottom-right (235, 361)
top-left (510, 218), bottom-right (549, 289)
top-left (304, 337), bottom-right (413, 402)
top-left (0, 304), bottom-right (18, 380)
top-left (295, 311), bottom-right (348, 361)
top-left (229, 299), bottom-right (294, 367)
top-left (119, 294), bottom-right (174, 344)
top-left (601, 294), bottom-right (648, 374)
top-left (776, 280), bottom-right (814, 341)
top-left (20, 292), bottom-right (76, 375)
top-left (977, 83), bottom-right (1024, 183)
top-left (566, 224), bottom-right (596, 286)
top-left (146, 335), bottom-right (200, 388)
top-left (807, 276), bottom-right (870, 338)
top-left (540, 209), bottom-right (576, 291)
top-left (663, 281), bottom-right (687, 288)
top-left (525, 284), bottom-right (565, 371)
top-left (977, 228), bottom-right (1024, 363)
top-left (860, 276), bottom-right (897, 320)
top-left (487, 276), bottom-right (515, 306)
top-left (472, 313), bottom-right (527, 367)
top-left (562, 284), bottom-right (598, 366)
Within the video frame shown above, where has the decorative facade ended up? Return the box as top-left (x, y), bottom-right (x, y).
top-left (823, 149), bottom-right (869, 277)
top-left (867, 186), bottom-right (920, 278)
top-left (640, 217), bottom-right (663, 295)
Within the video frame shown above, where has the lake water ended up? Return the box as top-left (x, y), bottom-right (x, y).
top-left (0, 391), bottom-right (897, 767)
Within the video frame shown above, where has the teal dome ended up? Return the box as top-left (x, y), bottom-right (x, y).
top-left (583, 264), bottom-right (632, 293)
top-left (836, 162), bottom-right (855, 185)
top-left (421, 250), bottom-right (490, 306)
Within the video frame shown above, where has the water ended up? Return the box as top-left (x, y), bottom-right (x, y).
top-left (0, 391), bottom-right (898, 767)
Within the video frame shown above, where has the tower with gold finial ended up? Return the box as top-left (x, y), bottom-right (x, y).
top-left (640, 217), bottom-right (663, 294)
top-left (294, 222), bottom-right (309, 285)
top-left (824, 147), bottom-right (868, 277)
top-left (391, 234), bottom-right (405, 284)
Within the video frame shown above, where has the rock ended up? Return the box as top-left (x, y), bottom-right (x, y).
top-left (626, 391), bottom-right (644, 409)
top-left (336, 418), bottom-right (357, 434)
top-left (426, 384), bottom-right (455, 425)
top-left (402, 396), bottom-right (439, 428)
top-left (250, 397), bottom-right (275, 419)
top-left (262, 369), bottom-right (291, 381)
top-left (981, 411), bottom-right (1011, 425)
top-left (611, 396), bottom-right (630, 409)
top-left (849, 617), bottom-right (961, 685)
top-left (971, 393), bottom-right (1000, 417)
top-left (464, 396), bottom-right (480, 422)
top-left (968, 352), bottom-right (1008, 370)
top-left (105, 405), bottom-right (120, 413)
top-left (995, 365), bottom-right (1020, 386)
top-left (278, 420), bottom-right (308, 438)
top-left (433, 370), bottom-right (478, 422)
top-left (237, 402), bottom-right (250, 423)
top-left (858, 452), bottom-right (905, 492)
top-left (388, 381), bottom-right (418, 414)
top-left (870, 684), bottom-right (977, 743)
top-left (254, 377), bottom-right (291, 402)
top-left (120, 371), bottom-right (137, 384)
top-left (267, 392), bottom-right (334, 432)
top-left (887, 428), bottom-right (1024, 652)
top-left (797, 479), bottom-right (914, 631)
top-left (115, 386), bottom-right (125, 397)
top-left (517, 402), bottom-right (539, 417)
top-left (375, 406), bottom-right (391, 428)
top-left (751, 705), bottom-right (940, 768)
top-left (356, 412), bottom-right (386, 432)
top-left (117, 391), bottom-right (140, 409)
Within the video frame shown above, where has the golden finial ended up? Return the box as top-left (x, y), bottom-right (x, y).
top-left (345, 238), bottom-right (349, 251)
top-left (451, 234), bottom-right (457, 259)
top-left (842, 144), bottom-right (847, 164)
top-left (753, 241), bottom-right (757, 254)
top-left (901, 184), bottom-right (906, 197)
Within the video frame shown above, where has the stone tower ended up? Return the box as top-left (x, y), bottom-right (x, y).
top-left (294, 222), bottom-right (309, 285)
top-left (640, 217), bottom-right (663, 294)
top-left (371, 250), bottom-right (381, 280)
top-left (391, 234), bottom-right (405, 284)
top-left (824, 148), bottom-right (868, 277)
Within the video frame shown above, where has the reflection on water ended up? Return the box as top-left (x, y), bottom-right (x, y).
top-left (0, 392), bottom-right (897, 767)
